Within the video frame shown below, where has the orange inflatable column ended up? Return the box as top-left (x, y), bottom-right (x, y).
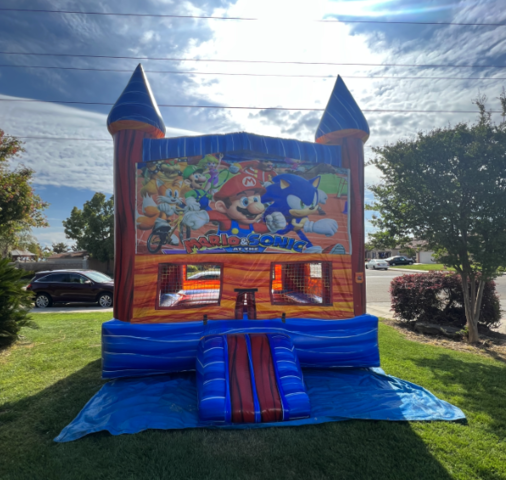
top-left (107, 64), bottom-right (166, 322)
top-left (315, 76), bottom-right (369, 317)
top-left (341, 136), bottom-right (366, 315)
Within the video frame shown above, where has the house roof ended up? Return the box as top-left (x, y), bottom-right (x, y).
top-left (406, 239), bottom-right (429, 248)
top-left (47, 250), bottom-right (88, 260)
top-left (11, 249), bottom-right (36, 256)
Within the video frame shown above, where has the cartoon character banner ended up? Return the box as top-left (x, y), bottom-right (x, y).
top-left (135, 154), bottom-right (350, 255)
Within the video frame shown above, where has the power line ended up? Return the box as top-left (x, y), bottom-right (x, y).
top-left (0, 98), bottom-right (499, 114)
top-left (15, 136), bottom-right (111, 142)
top-left (1, 7), bottom-right (505, 27)
top-left (1, 51), bottom-right (506, 69)
top-left (1, 63), bottom-right (505, 81)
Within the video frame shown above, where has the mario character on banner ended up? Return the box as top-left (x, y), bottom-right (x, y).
top-left (182, 173), bottom-right (288, 253)
top-left (135, 154), bottom-right (351, 255)
top-left (240, 160), bottom-right (277, 186)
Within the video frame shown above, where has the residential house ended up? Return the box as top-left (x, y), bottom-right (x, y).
top-left (365, 239), bottom-right (436, 264)
top-left (10, 249), bottom-right (36, 262)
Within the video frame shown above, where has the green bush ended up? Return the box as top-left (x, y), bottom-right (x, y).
top-left (390, 271), bottom-right (501, 328)
top-left (0, 258), bottom-right (37, 347)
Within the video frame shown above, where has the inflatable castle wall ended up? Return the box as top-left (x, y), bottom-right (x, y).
top-left (102, 65), bottom-right (378, 423)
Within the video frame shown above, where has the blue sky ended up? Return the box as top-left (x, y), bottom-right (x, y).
top-left (0, 0), bottom-right (505, 246)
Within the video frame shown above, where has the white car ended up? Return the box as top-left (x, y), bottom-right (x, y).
top-left (365, 259), bottom-right (389, 270)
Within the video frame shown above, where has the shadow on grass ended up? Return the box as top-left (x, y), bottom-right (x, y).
top-left (0, 361), bottom-right (457, 480)
top-left (413, 354), bottom-right (506, 438)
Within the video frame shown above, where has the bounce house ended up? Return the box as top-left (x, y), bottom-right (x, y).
top-left (55, 66), bottom-right (464, 441)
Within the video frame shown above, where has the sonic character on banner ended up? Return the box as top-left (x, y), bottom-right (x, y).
top-left (262, 174), bottom-right (338, 254)
top-left (182, 173), bottom-right (286, 242)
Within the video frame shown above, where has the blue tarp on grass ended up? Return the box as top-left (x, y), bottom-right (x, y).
top-left (55, 368), bottom-right (465, 442)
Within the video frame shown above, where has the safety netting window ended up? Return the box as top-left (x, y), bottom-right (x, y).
top-left (271, 262), bottom-right (332, 305)
top-left (158, 264), bottom-right (221, 309)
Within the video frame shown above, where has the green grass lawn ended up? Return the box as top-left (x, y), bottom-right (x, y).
top-left (391, 264), bottom-right (455, 271)
top-left (1, 313), bottom-right (505, 480)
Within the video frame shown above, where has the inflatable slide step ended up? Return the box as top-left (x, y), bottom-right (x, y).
top-left (197, 333), bottom-right (310, 424)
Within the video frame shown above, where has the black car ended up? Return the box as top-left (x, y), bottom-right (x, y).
top-left (385, 256), bottom-right (414, 266)
top-left (26, 270), bottom-right (114, 308)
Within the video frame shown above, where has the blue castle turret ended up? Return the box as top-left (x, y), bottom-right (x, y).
top-left (107, 63), bottom-right (166, 136)
top-left (315, 76), bottom-right (369, 145)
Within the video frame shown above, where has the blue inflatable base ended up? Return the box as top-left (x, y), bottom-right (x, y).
top-left (102, 316), bottom-right (380, 379)
top-left (55, 367), bottom-right (465, 442)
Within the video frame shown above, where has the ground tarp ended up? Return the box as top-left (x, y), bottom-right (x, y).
top-left (55, 368), bottom-right (465, 442)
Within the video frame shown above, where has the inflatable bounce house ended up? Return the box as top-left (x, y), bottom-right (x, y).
top-left (55, 66), bottom-right (464, 441)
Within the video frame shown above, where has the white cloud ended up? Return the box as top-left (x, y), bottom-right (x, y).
top-left (2, 0), bottom-right (505, 244)
top-left (140, 30), bottom-right (161, 44)
top-left (32, 226), bottom-right (72, 249)
top-left (175, 0), bottom-right (505, 191)
top-left (0, 95), bottom-right (199, 193)
top-left (170, 0), bottom-right (505, 239)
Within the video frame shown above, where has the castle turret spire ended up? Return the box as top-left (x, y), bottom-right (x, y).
top-left (315, 76), bottom-right (369, 145)
top-left (107, 63), bottom-right (166, 137)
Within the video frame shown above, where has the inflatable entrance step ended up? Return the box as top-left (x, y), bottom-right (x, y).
top-left (196, 333), bottom-right (310, 423)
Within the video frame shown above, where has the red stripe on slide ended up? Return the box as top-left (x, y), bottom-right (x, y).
top-left (250, 334), bottom-right (283, 423)
top-left (227, 334), bottom-right (256, 423)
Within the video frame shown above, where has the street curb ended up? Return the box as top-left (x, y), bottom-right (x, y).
top-left (388, 268), bottom-right (428, 273)
top-left (389, 269), bottom-right (506, 276)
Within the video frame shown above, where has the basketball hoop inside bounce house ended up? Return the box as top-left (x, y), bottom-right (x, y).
top-left (55, 65), bottom-right (464, 441)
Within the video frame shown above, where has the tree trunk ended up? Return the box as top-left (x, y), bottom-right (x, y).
top-left (472, 278), bottom-right (486, 340)
top-left (461, 273), bottom-right (481, 344)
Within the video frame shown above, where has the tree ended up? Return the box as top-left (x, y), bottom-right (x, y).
top-left (366, 231), bottom-right (407, 251)
top-left (0, 258), bottom-right (37, 347)
top-left (0, 130), bottom-right (48, 257)
top-left (63, 193), bottom-right (114, 269)
top-left (41, 246), bottom-right (54, 259)
top-left (16, 231), bottom-right (43, 260)
top-left (51, 242), bottom-right (69, 254)
top-left (368, 94), bottom-right (506, 343)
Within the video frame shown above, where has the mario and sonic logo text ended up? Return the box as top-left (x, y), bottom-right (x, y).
top-left (136, 153), bottom-right (350, 255)
top-left (181, 233), bottom-right (308, 254)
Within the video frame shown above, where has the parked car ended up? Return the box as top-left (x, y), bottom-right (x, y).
top-left (365, 259), bottom-right (389, 270)
top-left (385, 256), bottom-right (414, 266)
top-left (187, 271), bottom-right (221, 281)
top-left (26, 270), bottom-right (114, 308)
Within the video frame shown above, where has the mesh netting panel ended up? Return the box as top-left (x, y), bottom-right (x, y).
top-left (271, 262), bottom-right (332, 305)
top-left (159, 264), bottom-right (221, 308)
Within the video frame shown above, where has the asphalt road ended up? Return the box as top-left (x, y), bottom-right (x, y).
top-left (366, 268), bottom-right (403, 302)
top-left (366, 268), bottom-right (506, 303)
